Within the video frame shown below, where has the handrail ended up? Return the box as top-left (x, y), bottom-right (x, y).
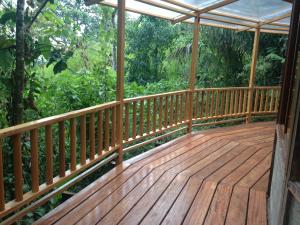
top-left (0, 86), bottom-right (280, 221)
top-left (0, 101), bottom-right (119, 138)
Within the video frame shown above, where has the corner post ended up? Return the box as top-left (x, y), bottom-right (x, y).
top-left (246, 28), bottom-right (260, 123)
top-left (188, 14), bottom-right (200, 133)
top-left (116, 0), bottom-right (125, 163)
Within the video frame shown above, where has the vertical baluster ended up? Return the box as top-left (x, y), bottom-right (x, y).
top-left (13, 134), bottom-right (23, 201)
top-left (200, 90), bottom-right (204, 118)
top-left (185, 92), bottom-right (189, 121)
top-left (125, 103), bottom-right (129, 141)
top-left (45, 125), bottom-right (53, 185)
top-left (175, 94), bottom-right (179, 124)
top-left (234, 90), bottom-right (238, 114)
top-left (132, 101), bottom-right (137, 139)
top-left (170, 95), bottom-right (174, 126)
top-left (70, 118), bottom-right (76, 171)
top-left (59, 122), bottom-right (66, 177)
top-left (215, 90), bottom-right (220, 116)
top-left (259, 89), bottom-right (265, 112)
top-left (97, 111), bottom-right (103, 155)
top-left (243, 89), bottom-right (248, 113)
top-left (164, 96), bottom-right (168, 128)
top-left (264, 89), bottom-right (269, 112)
top-left (140, 100), bottom-right (144, 136)
top-left (254, 89), bottom-right (259, 112)
top-left (111, 107), bottom-right (116, 147)
top-left (159, 97), bottom-right (163, 129)
top-left (80, 116), bottom-right (86, 165)
top-left (221, 90), bottom-right (225, 116)
top-left (205, 90), bottom-right (209, 118)
top-left (30, 129), bottom-right (39, 192)
top-left (89, 114), bottom-right (95, 159)
top-left (180, 94), bottom-right (184, 123)
top-left (152, 98), bottom-right (157, 133)
top-left (0, 139), bottom-right (4, 210)
top-left (225, 90), bottom-right (229, 115)
top-left (210, 90), bottom-right (215, 116)
top-left (147, 99), bottom-right (151, 133)
top-left (270, 89), bottom-right (275, 112)
top-left (230, 90), bottom-right (234, 115)
top-left (238, 89), bottom-right (243, 114)
top-left (275, 89), bottom-right (280, 111)
top-left (104, 109), bottom-right (110, 151)
top-left (195, 91), bottom-right (199, 119)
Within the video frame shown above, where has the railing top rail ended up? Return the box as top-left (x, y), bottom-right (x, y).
top-left (194, 86), bottom-right (281, 91)
top-left (254, 86), bottom-right (281, 89)
top-left (123, 90), bottom-right (188, 103)
top-left (0, 101), bottom-right (119, 138)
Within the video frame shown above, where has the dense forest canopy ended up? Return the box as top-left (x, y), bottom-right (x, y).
top-left (0, 0), bottom-right (287, 129)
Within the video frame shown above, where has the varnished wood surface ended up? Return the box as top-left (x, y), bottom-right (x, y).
top-left (36, 122), bottom-right (275, 225)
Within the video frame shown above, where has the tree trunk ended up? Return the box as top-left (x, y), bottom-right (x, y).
top-left (112, 9), bottom-right (117, 71)
top-left (12, 0), bottom-right (25, 125)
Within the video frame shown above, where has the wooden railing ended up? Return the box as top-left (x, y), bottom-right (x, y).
top-left (0, 86), bottom-right (280, 220)
top-left (123, 90), bottom-right (189, 148)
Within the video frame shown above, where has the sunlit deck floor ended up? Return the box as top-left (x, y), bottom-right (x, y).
top-left (36, 122), bottom-right (275, 225)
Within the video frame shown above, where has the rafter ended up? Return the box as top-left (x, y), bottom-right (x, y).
top-left (172, 0), bottom-right (239, 24)
top-left (239, 11), bottom-right (291, 32)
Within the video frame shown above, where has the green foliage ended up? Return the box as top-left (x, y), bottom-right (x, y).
top-left (0, 1), bottom-right (287, 223)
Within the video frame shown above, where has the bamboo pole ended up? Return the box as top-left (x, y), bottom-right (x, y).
top-left (116, 0), bottom-right (125, 163)
top-left (188, 15), bottom-right (200, 132)
top-left (246, 28), bottom-right (260, 123)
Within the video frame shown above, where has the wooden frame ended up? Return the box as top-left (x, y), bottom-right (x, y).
top-left (172, 0), bottom-right (239, 24)
top-left (246, 28), bottom-right (260, 123)
top-left (85, 0), bottom-right (290, 34)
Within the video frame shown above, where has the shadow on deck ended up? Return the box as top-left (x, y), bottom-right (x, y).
top-left (36, 122), bottom-right (275, 225)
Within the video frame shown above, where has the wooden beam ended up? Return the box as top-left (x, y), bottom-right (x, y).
top-left (246, 28), bottom-right (260, 123)
top-left (116, 0), bottom-right (125, 164)
top-left (188, 15), bottom-right (200, 133)
top-left (136, 0), bottom-right (194, 16)
top-left (239, 12), bottom-right (291, 32)
top-left (173, 0), bottom-right (239, 24)
top-left (163, 0), bottom-right (258, 23)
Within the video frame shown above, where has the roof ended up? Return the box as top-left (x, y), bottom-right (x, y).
top-left (86, 0), bottom-right (292, 34)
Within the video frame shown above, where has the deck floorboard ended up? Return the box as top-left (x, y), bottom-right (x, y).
top-left (35, 122), bottom-right (275, 225)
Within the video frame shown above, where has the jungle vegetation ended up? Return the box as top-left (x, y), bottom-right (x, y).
top-left (0, 0), bottom-right (287, 223)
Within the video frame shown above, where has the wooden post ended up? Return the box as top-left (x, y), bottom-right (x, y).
top-left (246, 28), bottom-right (260, 123)
top-left (188, 14), bottom-right (200, 132)
top-left (116, 0), bottom-right (125, 163)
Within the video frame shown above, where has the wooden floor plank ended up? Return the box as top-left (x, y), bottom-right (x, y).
top-left (182, 181), bottom-right (217, 225)
top-left (138, 142), bottom-right (239, 225)
top-left (225, 186), bottom-right (249, 225)
top-left (35, 122), bottom-right (275, 225)
top-left (161, 178), bottom-right (203, 225)
top-left (203, 184), bottom-right (233, 225)
top-left (54, 136), bottom-right (221, 224)
top-left (78, 139), bottom-right (231, 225)
top-left (247, 190), bottom-right (268, 225)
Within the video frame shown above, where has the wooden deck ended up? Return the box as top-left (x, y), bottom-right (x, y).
top-left (36, 122), bottom-right (275, 225)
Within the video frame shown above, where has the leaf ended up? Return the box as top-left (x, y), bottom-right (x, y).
top-left (0, 11), bottom-right (16, 25)
top-left (53, 60), bottom-right (68, 74)
top-left (0, 49), bottom-right (14, 72)
top-left (0, 39), bottom-right (15, 49)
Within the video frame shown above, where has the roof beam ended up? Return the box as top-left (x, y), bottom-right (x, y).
top-left (164, 0), bottom-right (258, 23)
top-left (172, 0), bottom-right (239, 24)
top-left (239, 11), bottom-right (291, 32)
top-left (135, 0), bottom-right (195, 16)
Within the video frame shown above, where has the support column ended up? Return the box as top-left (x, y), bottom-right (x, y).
top-left (116, 0), bottom-right (125, 163)
top-left (246, 28), bottom-right (260, 123)
top-left (188, 15), bottom-right (200, 133)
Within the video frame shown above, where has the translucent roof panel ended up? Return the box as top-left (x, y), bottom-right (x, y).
top-left (184, 0), bottom-right (292, 21)
top-left (98, 0), bottom-right (292, 34)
